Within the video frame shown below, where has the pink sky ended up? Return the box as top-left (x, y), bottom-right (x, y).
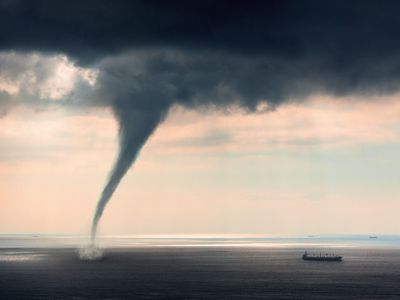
top-left (0, 97), bottom-right (400, 234)
top-left (1, 96), bottom-right (400, 235)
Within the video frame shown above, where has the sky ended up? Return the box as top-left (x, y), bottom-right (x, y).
top-left (1, 1), bottom-right (400, 236)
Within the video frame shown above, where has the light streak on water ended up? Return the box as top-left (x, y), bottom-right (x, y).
top-left (0, 234), bottom-right (399, 249)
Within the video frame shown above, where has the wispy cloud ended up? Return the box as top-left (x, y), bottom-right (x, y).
top-left (148, 96), bottom-right (400, 155)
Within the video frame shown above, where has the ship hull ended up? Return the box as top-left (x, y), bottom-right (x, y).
top-left (303, 256), bottom-right (342, 262)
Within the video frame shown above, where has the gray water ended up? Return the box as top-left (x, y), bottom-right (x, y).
top-left (0, 235), bottom-right (399, 299)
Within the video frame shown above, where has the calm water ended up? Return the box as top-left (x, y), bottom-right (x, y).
top-left (0, 236), bottom-right (400, 299)
top-left (1, 234), bottom-right (400, 248)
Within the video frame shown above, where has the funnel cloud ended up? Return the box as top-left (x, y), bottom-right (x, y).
top-left (2, 1), bottom-right (400, 239)
top-left (91, 107), bottom-right (166, 240)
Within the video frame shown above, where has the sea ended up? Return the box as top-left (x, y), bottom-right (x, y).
top-left (0, 234), bottom-right (399, 299)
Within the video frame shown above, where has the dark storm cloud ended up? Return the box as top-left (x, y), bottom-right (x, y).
top-left (2, 0), bottom-right (310, 61)
top-left (3, 0), bottom-right (400, 241)
top-left (0, 1), bottom-right (397, 60)
top-left (2, 0), bottom-right (400, 103)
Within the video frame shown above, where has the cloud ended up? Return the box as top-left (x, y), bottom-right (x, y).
top-left (3, 96), bottom-right (400, 164)
top-left (148, 96), bottom-right (400, 155)
top-left (1, 1), bottom-right (400, 113)
top-left (0, 52), bottom-right (97, 114)
top-left (3, 1), bottom-right (400, 238)
top-left (0, 1), bottom-right (399, 63)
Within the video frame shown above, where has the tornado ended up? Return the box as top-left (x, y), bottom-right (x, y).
top-left (90, 106), bottom-right (166, 242)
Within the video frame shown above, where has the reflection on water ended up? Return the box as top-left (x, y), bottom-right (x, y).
top-left (0, 234), bottom-right (400, 249)
top-left (0, 252), bottom-right (46, 262)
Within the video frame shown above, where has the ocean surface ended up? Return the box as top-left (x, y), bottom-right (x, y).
top-left (0, 235), bottom-right (400, 299)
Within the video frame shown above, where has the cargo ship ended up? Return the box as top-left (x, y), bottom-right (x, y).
top-left (302, 251), bottom-right (342, 262)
